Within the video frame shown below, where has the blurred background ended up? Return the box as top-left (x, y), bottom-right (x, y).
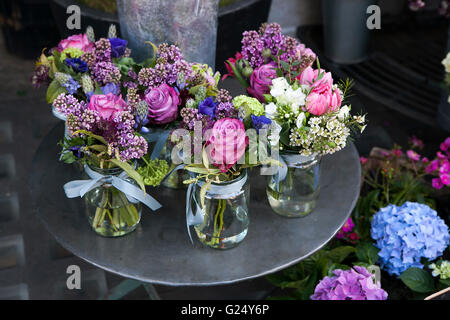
top-left (0, 0), bottom-right (448, 299)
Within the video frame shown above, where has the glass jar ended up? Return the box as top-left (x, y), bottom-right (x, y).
top-left (83, 165), bottom-right (142, 237)
top-left (192, 170), bottom-right (250, 250)
top-left (266, 152), bottom-right (321, 218)
top-left (160, 140), bottom-right (190, 189)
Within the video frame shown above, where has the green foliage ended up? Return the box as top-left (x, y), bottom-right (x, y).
top-left (355, 242), bottom-right (380, 265)
top-left (137, 157), bottom-right (170, 187)
top-left (266, 246), bottom-right (356, 300)
top-left (400, 268), bottom-right (435, 293)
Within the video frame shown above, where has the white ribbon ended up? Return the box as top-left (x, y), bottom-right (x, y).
top-left (63, 165), bottom-right (162, 211)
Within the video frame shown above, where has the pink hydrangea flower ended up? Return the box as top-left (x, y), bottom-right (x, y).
top-left (311, 266), bottom-right (388, 300)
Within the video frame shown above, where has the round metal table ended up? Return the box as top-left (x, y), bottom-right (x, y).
top-left (29, 123), bottom-right (361, 286)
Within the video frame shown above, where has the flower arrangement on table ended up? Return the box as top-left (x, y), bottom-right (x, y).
top-left (224, 22), bottom-right (367, 218)
top-left (169, 86), bottom-right (279, 248)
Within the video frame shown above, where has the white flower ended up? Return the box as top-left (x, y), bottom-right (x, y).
top-left (284, 87), bottom-right (306, 112)
top-left (442, 52), bottom-right (450, 73)
top-left (268, 121), bottom-right (282, 146)
top-left (360, 125), bottom-right (367, 133)
top-left (338, 105), bottom-right (350, 121)
top-left (265, 102), bottom-right (278, 119)
top-left (296, 112), bottom-right (306, 128)
top-left (270, 77), bottom-right (290, 97)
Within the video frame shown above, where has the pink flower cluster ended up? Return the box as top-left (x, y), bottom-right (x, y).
top-left (311, 266), bottom-right (388, 300)
top-left (298, 66), bottom-right (342, 116)
top-left (426, 137), bottom-right (450, 190)
top-left (336, 218), bottom-right (359, 243)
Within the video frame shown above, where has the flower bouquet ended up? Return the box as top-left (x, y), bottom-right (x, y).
top-left (170, 88), bottom-right (278, 249)
top-left (128, 43), bottom-right (225, 188)
top-left (224, 23), bottom-right (367, 218)
top-left (31, 27), bottom-right (174, 237)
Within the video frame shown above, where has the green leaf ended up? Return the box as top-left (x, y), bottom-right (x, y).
top-left (200, 180), bottom-right (211, 212)
top-left (46, 79), bottom-right (66, 104)
top-left (227, 60), bottom-right (250, 88)
top-left (185, 166), bottom-right (220, 175)
top-left (110, 159), bottom-right (146, 192)
top-left (280, 276), bottom-right (310, 289)
top-left (400, 268), bottom-right (435, 293)
top-left (73, 130), bottom-right (108, 145)
top-left (326, 246), bottom-right (356, 264)
top-left (355, 242), bottom-right (380, 265)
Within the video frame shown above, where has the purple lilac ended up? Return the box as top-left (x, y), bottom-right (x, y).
top-left (92, 61), bottom-right (121, 85)
top-left (215, 102), bottom-right (238, 120)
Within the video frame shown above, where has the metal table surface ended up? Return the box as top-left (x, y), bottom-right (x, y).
top-left (29, 123), bottom-right (361, 287)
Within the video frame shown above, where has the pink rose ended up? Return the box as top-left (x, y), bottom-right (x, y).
top-left (58, 34), bottom-right (94, 53)
top-left (297, 66), bottom-right (333, 94)
top-left (145, 84), bottom-right (180, 125)
top-left (88, 93), bottom-right (128, 119)
top-left (206, 118), bottom-right (248, 173)
top-left (247, 63), bottom-right (277, 102)
top-left (305, 92), bottom-right (330, 116)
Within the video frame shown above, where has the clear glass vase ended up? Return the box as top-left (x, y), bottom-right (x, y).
top-left (159, 140), bottom-right (190, 189)
top-left (266, 152), bottom-right (321, 218)
top-left (83, 166), bottom-right (142, 237)
top-left (192, 170), bottom-right (250, 250)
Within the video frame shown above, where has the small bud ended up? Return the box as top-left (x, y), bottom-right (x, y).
top-left (262, 48), bottom-right (272, 58)
top-left (242, 67), bottom-right (254, 78)
top-left (86, 26), bottom-right (95, 42)
top-left (108, 24), bottom-right (117, 39)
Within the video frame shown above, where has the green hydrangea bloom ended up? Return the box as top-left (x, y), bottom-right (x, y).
top-left (430, 261), bottom-right (450, 280)
top-left (60, 48), bottom-right (85, 63)
top-left (232, 95), bottom-right (264, 116)
top-left (137, 158), bottom-right (170, 187)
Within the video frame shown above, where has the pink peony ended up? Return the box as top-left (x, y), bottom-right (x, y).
top-left (88, 93), bottom-right (128, 120)
top-left (247, 63), bottom-right (277, 102)
top-left (328, 89), bottom-right (342, 112)
top-left (297, 66), bottom-right (333, 94)
top-left (145, 84), bottom-right (180, 125)
top-left (305, 92), bottom-right (330, 116)
top-left (57, 34), bottom-right (94, 53)
top-left (206, 118), bottom-right (248, 173)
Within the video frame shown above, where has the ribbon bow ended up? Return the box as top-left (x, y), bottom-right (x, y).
top-left (63, 165), bottom-right (162, 211)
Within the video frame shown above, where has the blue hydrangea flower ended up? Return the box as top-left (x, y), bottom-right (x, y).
top-left (251, 115), bottom-right (271, 132)
top-left (64, 58), bottom-right (88, 73)
top-left (371, 202), bottom-right (449, 276)
top-left (198, 97), bottom-right (216, 118)
top-left (109, 38), bottom-right (128, 58)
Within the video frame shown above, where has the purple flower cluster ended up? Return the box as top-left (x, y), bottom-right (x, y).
top-left (64, 95), bottom-right (147, 162)
top-left (31, 65), bottom-right (50, 88)
top-left (311, 266), bottom-right (388, 300)
top-left (53, 93), bottom-right (86, 117)
top-left (371, 202), bottom-right (449, 276)
top-left (92, 61), bottom-right (121, 86)
top-left (138, 43), bottom-right (194, 89)
top-left (215, 102), bottom-right (238, 120)
top-left (241, 22), bottom-right (316, 69)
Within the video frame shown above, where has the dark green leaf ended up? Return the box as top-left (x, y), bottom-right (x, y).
top-left (400, 268), bottom-right (435, 293)
top-left (326, 246), bottom-right (356, 264)
top-left (356, 242), bottom-right (380, 265)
